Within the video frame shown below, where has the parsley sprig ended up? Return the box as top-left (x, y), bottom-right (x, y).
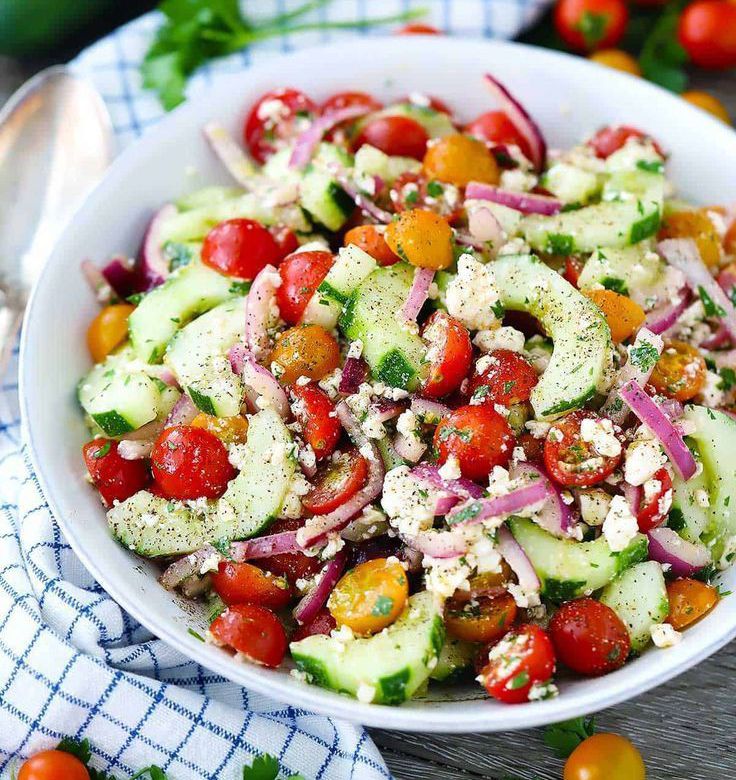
top-left (543, 715), bottom-right (596, 759)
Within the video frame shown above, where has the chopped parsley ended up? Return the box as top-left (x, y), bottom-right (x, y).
top-left (426, 180), bottom-right (444, 197)
top-left (92, 442), bottom-right (111, 459)
top-left (629, 340), bottom-right (661, 372)
top-left (698, 285), bottom-right (726, 318)
top-left (636, 159), bottom-right (664, 174)
top-left (544, 716), bottom-right (596, 758)
top-left (371, 595), bottom-right (395, 616)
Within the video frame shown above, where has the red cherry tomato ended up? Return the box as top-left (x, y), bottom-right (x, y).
top-left (290, 382), bottom-right (341, 459)
top-left (18, 750), bottom-right (90, 780)
top-left (564, 256), bottom-right (584, 288)
top-left (83, 439), bottom-right (150, 508)
top-left (320, 91), bottom-right (383, 114)
top-left (678, 0), bottom-right (736, 70)
top-left (151, 425), bottom-right (236, 500)
top-left (399, 94), bottom-right (454, 117)
top-left (303, 448), bottom-right (368, 515)
top-left (467, 349), bottom-right (539, 407)
top-left (554, 0), bottom-right (628, 52)
top-left (212, 561), bottom-right (293, 609)
top-left (292, 607), bottom-right (337, 641)
top-left (464, 111), bottom-right (533, 161)
top-left (544, 411), bottom-right (623, 487)
top-left (390, 172), bottom-right (462, 223)
top-left (244, 87), bottom-right (317, 164)
top-left (434, 405), bottom-right (516, 482)
top-left (396, 22), bottom-right (442, 34)
top-left (210, 603), bottom-right (287, 667)
top-left (421, 311), bottom-right (473, 399)
top-left (276, 250), bottom-right (334, 324)
top-left (549, 597), bottom-right (631, 676)
top-left (518, 432), bottom-right (545, 463)
top-left (270, 225), bottom-right (299, 258)
top-left (202, 219), bottom-right (284, 280)
top-left (354, 115), bottom-right (429, 160)
top-left (589, 125), bottom-right (663, 159)
top-left (479, 624), bottom-right (556, 704)
top-left (633, 466), bottom-right (673, 532)
top-left (260, 518), bottom-right (324, 585)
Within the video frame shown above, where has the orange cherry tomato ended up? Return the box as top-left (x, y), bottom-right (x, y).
top-left (649, 340), bottom-right (707, 402)
top-left (564, 733), bottom-right (646, 780)
top-left (328, 557), bottom-right (409, 635)
top-left (658, 209), bottom-right (722, 268)
top-left (396, 22), bottom-right (442, 35)
top-left (554, 0), bottom-right (629, 52)
top-left (678, 0), bottom-right (736, 70)
top-left (190, 413), bottom-right (249, 445)
top-left (212, 561), bottom-right (293, 609)
top-left (384, 209), bottom-right (454, 270)
top-left (270, 324), bottom-right (341, 385)
top-left (589, 48), bottom-right (641, 75)
top-left (584, 289), bottom-right (645, 343)
top-left (86, 303), bottom-right (134, 363)
top-left (666, 577), bottom-right (719, 630)
top-left (343, 225), bottom-right (400, 266)
top-left (445, 591), bottom-right (518, 643)
top-left (682, 91), bottom-right (731, 124)
top-left (18, 750), bottom-right (90, 780)
top-left (422, 133), bottom-right (500, 187)
top-left (210, 603), bottom-right (287, 667)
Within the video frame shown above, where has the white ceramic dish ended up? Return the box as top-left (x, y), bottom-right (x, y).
top-left (20, 36), bottom-right (736, 732)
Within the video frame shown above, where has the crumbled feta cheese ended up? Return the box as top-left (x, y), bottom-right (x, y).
top-left (198, 551), bottom-right (221, 575)
top-left (438, 455), bottom-right (462, 481)
top-left (423, 555), bottom-right (473, 599)
top-left (290, 668), bottom-right (309, 683)
top-left (321, 532), bottom-right (346, 560)
top-left (295, 375), bottom-right (311, 386)
top-left (280, 472), bottom-right (311, 519)
top-left (498, 237), bottom-right (531, 256)
top-left (473, 325), bottom-right (526, 354)
top-left (603, 495), bottom-right (640, 552)
top-left (500, 167), bottom-right (538, 193)
top-left (528, 680), bottom-right (559, 701)
top-left (347, 339), bottom-right (364, 360)
top-left (487, 466), bottom-right (513, 498)
top-left (445, 254), bottom-right (501, 331)
top-left (650, 622), bottom-right (682, 648)
top-left (580, 417), bottom-right (622, 458)
top-left (396, 409), bottom-right (420, 440)
top-left (356, 683), bottom-right (377, 703)
top-left (697, 371), bottom-right (725, 408)
top-left (381, 465), bottom-right (438, 536)
top-left (227, 443), bottom-right (249, 471)
top-left (578, 488), bottom-right (612, 527)
top-left (507, 581), bottom-right (541, 609)
top-left (526, 420), bottom-right (551, 439)
top-left (719, 535), bottom-right (736, 570)
top-left (318, 368), bottom-right (343, 399)
top-left (624, 433), bottom-right (667, 486)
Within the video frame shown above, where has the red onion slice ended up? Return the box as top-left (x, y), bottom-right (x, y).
top-left (410, 397), bottom-right (451, 424)
top-left (647, 527), bottom-right (711, 577)
top-left (289, 105), bottom-right (372, 169)
top-left (717, 265), bottom-right (736, 299)
top-left (164, 393), bottom-right (198, 427)
top-left (410, 463), bottom-right (484, 500)
top-left (403, 528), bottom-right (467, 559)
top-left (139, 203), bottom-right (177, 289)
top-left (293, 550), bottom-right (347, 625)
top-left (623, 482), bottom-right (643, 516)
top-left (644, 290), bottom-right (691, 335)
top-left (81, 260), bottom-right (114, 304)
top-left (370, 398), bottom-right (404, 424)
top-left (447, 481), bottom-right (549, 526)
top-left (239, 351), bottom-right (289, 418)
top-left (619, 379), bottom-right (697, 480)
top-left (121, 418), bottom-right (165, 442)
top-left (701, 323), bottom-right (731, 350)
top-left (393, 431), bottom-right (427, 464)
top-left (246, 264), bottom-right (280, 359)
top-left (467, 203), bottom-right (504, 245)
top-left (453, 230), bottom-right (489, 250)
top-left (203, 122), bottom-right (257, 187)
top-left (401, 267), bottom-right (435, 322)
top-left (327, 163), bottom-right (394, 223)
top-left (159, 545), bottom-right (220, 590)
top-left (483, 74), bottom-right (546, 171)
top-left (230, 531), bottom-right (301, 561)
top-left (511, 462), bottom-right (574, 537)
top-left (101, 255), bottom-right (140, 300)
top-left (497, 525), bottom-right (541, 593)
top-left (465, 182), bottom-right (561, 215)
top-left (339, 356), bottom-right (368, 394)
top-left (117, 440), bottom-right (154, 460)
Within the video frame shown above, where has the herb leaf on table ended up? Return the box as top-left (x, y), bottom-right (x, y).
top-left (543, 715), bottom-right (596, 758)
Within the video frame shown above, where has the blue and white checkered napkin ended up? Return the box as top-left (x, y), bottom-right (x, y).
top-left (0, 2), bottom-right (550, 777)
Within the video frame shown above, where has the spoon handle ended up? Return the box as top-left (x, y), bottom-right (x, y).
top-left (0, 304), bottom-right (24, 377)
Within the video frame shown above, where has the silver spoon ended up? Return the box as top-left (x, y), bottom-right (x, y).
top-left (0, 66), bottom-right (115, 370)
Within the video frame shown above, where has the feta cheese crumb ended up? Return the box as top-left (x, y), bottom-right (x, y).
top-left (624, 432), bottom-right (667, 486)
top-left (445, 254), bottom-right (501, 331)
top-left (438, 455), bottom-right (462, 481)
top-left (381, 465), bottom-right (438, 536)
top-left (526, 421), bottom-right (551, 439)
top-left (356, 683), bottom-right (376, 703)
top-left (578, 488), bottom-right (612, 527)
top-left (507, 581), bottom-right (541, 609)
top-left (650, 622), bottom-right (683, 648)
top-left (473, 326), bottom-right (526, 354)
top-left (603, 495), bottom-right (640, 552)
top-left (528, 680), bottom-right (559, 701)
top-left (580, 417), bottom-right (622, 458)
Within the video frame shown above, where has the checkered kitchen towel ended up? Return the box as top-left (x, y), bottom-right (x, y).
top-left (0, 1), bottom-right (550, 777)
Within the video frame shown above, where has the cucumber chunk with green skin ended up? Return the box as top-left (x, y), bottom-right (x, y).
top-left (430, 638), bottom-right (478, 682)
top-left (492, 254), bottom-right (613, 419)
top-left (540, 163), bottom-right (601, 205)
top-left (600, 561), bottom-right (669, 651)
top-left (290, 591), bottom-right (444, 705)
top-left (128, 262), bottom-right (235, 363)
top-left (340, 263), bottom-right (428, 391)
top-left (353, 144), bottom-right (421, 185)
top-left (669, 452), bottom-right (710, 544)
top-left (508, 517), bottom-right (649, 600)
top-left (176, 186), bottom-right (244, 212)
top-left (577, 245), bottom-right (664, 301)
top-left (300, 143), bottom-right (354, 231)
top-left (165, 297), bottom-right (246, 417)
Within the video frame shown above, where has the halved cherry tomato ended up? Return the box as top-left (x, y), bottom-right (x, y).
top-left (86, 303), bottom-right (134, 363)
top-left (83, 439), bottom-right (151, 508)
top-left (434, 405), bottom-right (516, 482)
top-left (445, 591), bottom-right (518, 643)
top-left (544, 410), bottom-right (623, 487)
top-left (210, 603), bottom-right (287, 667)
top-left (390, 172), bottom-right (462, 222)
top-left (151, 425), bottom-right (235, 500)
top-left (385, 208), bottom-right (454, 270)
top-left (261, 517), bottom-right (324, 585)
top-left (633, 466), bottom-right (673, 532)
top-left (343, 225), bottom-right (399, 266)
top-left (666, 577), bottom-right (719, 630)
top-left (353, 115), bottom-right (429, 160)
top-left (270, 224), bottom-right (299, 258)
top-left (678, 0), bottom-right (736, 70)
top-left (421, 311), bottom-right (473, 399)
top-left (649, 340), bottom-right (707, 402)
top-left (549, 597), bottom-right (630, 676)
top-left (212, 561), bottom-right (293, 609)
top-left (270, 324), bottom-right (341, 385)
top-left (422, 133), bottom-right (500, 187)
top-left (320, 90), bottom-right (383, 114)
top-left (202, 218), bottom-right (284, 280)
top-left (479, 623), bottom-right (556, 704)
top-left (467, 349), bottom-right (539, 407)
top-left (589, 125), bottom-right (662, 159)
top-left (276, 250), bottom-right (334, 324)
top-left (564, 256), bottom-right (584, 288)
top-left (303, 448), bottom-right (368, 515)
top-left (292, 606), bottom-right (337, 641)
top-left (518, 432), bottom-right (545, 463)
top-left (244, 87), bottom-right (317, 164)
top-left (658, 209), bottom-right (722, 268)
top-left (554, 0), bottom-right (628, 52)
top-left (190, 413), bottom-right (249, 445)
top-left (584, 288), bottom-right (645, 343)
top-left (328, 557), bottom-right (409, 635)
top-left (452, 564), bottom-right (514, 602)
top-left (18, 750), bottom-right (90, 780)
top-left (464, 111), bottom-right (533, 162)
top-left (396, 22), bottom-right (441, 34)
top-left (564, 734), bottom-right (646, 780)
top-left (290, 382), bottom-right (341, 459)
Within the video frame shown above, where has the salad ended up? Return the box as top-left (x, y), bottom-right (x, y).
top-left (79, 75), bottom-right (736, 707)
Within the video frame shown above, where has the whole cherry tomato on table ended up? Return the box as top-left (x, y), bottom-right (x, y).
top-left (202, 218), bottom-right (285, 280)
top-left (290, 382), bottom-right (341, 459)
top-left (276, 250), bottom-right (334, 324)
top-left (212, 561), bottom-right (293, 609)
top-left (302, 449), bottom-right (369, 515)
top-left (83, 439), bottom-right (150, 507)
top-left (564, 733), bottom-right (646, 780)
top-left (467, 349), bottom-right (538, 407)
top-left (666, 577), bottom-right (719, 630)
top-left (343, 225), bottom-right (400, 266)
top-left (86, 303), bottom-right (134, 363)
top-left (244, 87), bottom-right (316, 164)
top-left (353, 115), bottom-right (429, 160)
top-left (18, 750), bottom-right (90, 780)
top-left (554, 0), bottom-right (628, 52)
top-left (210, 603), bottom-right (287, 667)
top-left (678, 0), bottom-right (736, 70)
top-left (420, 311), bottom-right (473, 399)
top-left (464, 111), bottom-right (534, 162)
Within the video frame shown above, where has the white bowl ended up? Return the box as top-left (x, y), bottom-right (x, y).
top-left (21, 36), bottom-right (736, 732)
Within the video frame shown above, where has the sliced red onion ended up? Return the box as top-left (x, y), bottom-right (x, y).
top-left (433, 493), bottom-right (461, 516)
top-left (447, 481), bottom-right (549, 526)
top-left (117, 440), bottom-right (154, 460)
top-left (483, 74), bottom-right (546, 171)
top-left (619, 379), bottom-right (697, 480)
top-left (298, 445), bottom-right (318, 478)
top-left (658, 398), bottom-right (684, 422)
top-left (101, 255), bottom-right (140, 299)
top-left (293, 550), bottom-right (347, 625)
top-left (401, 268), bottom-right (435, 322)
top-left (289, 105), bottom-right (372, 169)
top-left (203, 122), bottom-right (257, 187)
top-left (647, 527), bottom-right (711, 577)
top-left (159, 545), bottom-right (220, 590)
top-left (623, 482), bottom-right (643, 515)
top-left (403, 528), bottom-right (467, 559)
top-left (81, 260), bottom-right (114, 304)
top-left (644, 290), bottom-right (690, 335)
top-left (326, 163), bottom-right (394, 223)
top-left (511, 462), bottom-right (574, 537)
top-left (339, 356), bottom-right (368, 394)
top-left (370, 398), bottom-right (404, 424)
top-left (467, 204), bottom-right (504, 244)
top-left (660, 238), bottom-right (736, 342)
top-left (410, 397), bottom-right (451, 424)
top-left (139, 203), bottom-right (177, 289)
top-left (497, 525), bottom-right (541, 593)
top-left (297, 402), bottom-right (385, 548)
top-left (230, 530), bottom-right (301, 561)
top-left (246, 264), bottom-right (280, 360)
top-left (717, 265), bottom-right (736, 300)
top-left (164, 393), bottom-right (198, 427)
top-left (465, 182), bottom-right (561, 216)
top-left (233, 348), bottom-right (289, 418)
top-left (410, 463), bottom-right (484, 500)
top-left (701, 323), bottom-right (731, 350)
top-left (454, 230), bottom-right (488, 250)
top-left (393, 431), bottom-right (427, 464)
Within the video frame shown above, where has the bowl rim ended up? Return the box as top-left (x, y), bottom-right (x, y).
top-left (20, 34), bottom-right (736, 732)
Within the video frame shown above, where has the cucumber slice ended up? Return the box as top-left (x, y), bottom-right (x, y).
top-left (508, 517), bottom-right (648, 601)
top-left (128, 262), bottom-right (235, 363)
top-left (176, 186), bottom-right (243, 211)
top-left (290, 591), bottom-right (444, 705)
top-left (540, 163), bottom-right (601, 205)
top-left (669, 453), bottom-right (710, 544)
top-left (353, 144), bottom-right (421, 185)
top-left (493, 254), bottom-right (613, 419)
top-left (430, 638), bottom-right (477, 682)
top-left (577, 245), bottom-right (663, 298)
top-left (339, 263), bottom-right (428, 391)
top-left (300, 143), bottom-right (354, 231)
top-left (600, 561), bottom-right (669, 651)
top-left (165, 297), bottom-right (246, 417)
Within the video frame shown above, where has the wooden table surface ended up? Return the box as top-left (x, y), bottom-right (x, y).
top-left (2, 37), bottom-right (735, 780)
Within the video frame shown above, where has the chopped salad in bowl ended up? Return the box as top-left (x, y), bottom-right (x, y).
top-left (78, 73), bottom-right (736, 707)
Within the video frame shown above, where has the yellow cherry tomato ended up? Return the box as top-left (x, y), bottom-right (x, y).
top-left (682, 90), bottom-right (731, 125)
top-left (270, 324), bottom-right (340, 385)
top-left (86, 303), bottom-right (135, 363)
top-left (649, 340), bottom-right (707, 402)
top-left (659, 209), bottom-right (722, 268)
top-left (666, 577), bottom-right (719, 630)
top-left (385, 209), bottom-right (454, 270)
top-left (190, 412), bottom-right (249, 444)
top-left (328, 558), bottom-right (409, 635)
top-left (564, 733), bottom-right (646, 780)
top-left (422, 133), bottom-right (500, 187)
top-left (584, 288), bottom-right (645, 343)
top-left (590, 49), bottom-right (642, 76)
